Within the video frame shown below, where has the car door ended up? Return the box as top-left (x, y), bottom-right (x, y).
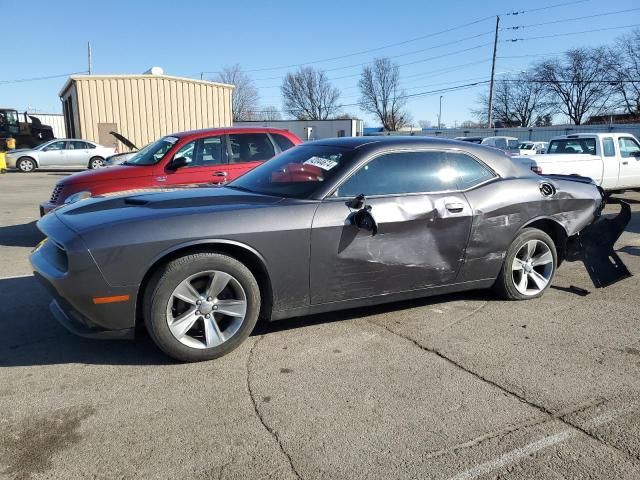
top-left (309, 149), bottom-right (489, 305)
top-left (37, 140), bottom-right (67, 166)
top-left (226, 133), bottom-right (276, 181)
top-left (161, 135), bottom-right (229, 187)
top-left (616, 136), bottom-right (640, 188)
top-left (66, 140), bottom-right (91, 167)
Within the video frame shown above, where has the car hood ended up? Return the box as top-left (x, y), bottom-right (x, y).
top-left (53, 186), bottom-right (285, 234)
top-left (58, 164), bottom-right (153, 185)
top-left (6, 148), bottom-right (36, 156)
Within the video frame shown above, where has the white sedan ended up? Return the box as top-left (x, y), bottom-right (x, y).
top-left (6, 139), bottom-right (116, 172)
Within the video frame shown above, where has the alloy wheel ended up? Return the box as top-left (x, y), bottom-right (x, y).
top-left (19, 160), bottom-right (34, 172)
top-left (511, 239), bottom-right (554, 296)
top-left (166, 270), bottom-right (247, 349)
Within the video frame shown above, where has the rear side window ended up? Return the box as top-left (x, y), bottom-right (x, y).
top-left (271, 134), bottom-right (295, 152)
top-left (548, 138), bottom-right (596, 154)
top-left (451, 152), bottom-right (495, 189)
top-left (68, 140), bottom-right (88, 149)
top-left (602, 138), bottom-right (615, 157)
top-left (229, 133), bottom-right (276, 163)
top-left (337, 150), bottom-right (494, 197)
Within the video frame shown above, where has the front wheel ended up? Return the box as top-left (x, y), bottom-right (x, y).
top-left (88, 157), bottom-right (105, 169)
top-left (17, 157), bottom-right (36, 173)
top-left (144, 253), bottom-right (261, 362)
top-left (494, 228), bottom-right (557, 300)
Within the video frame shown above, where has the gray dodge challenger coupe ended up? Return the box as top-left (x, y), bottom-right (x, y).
top-left (31, 136), bottom-right (630, 362)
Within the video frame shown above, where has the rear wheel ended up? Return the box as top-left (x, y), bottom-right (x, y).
top-left (144, 253), bottom-right (260, 362)
top-left (494, 228), bottom-right (556, 300)
top-left (88, 157), bottom-right (105, 169)
top-left (17, 157), bottom-right (36, 173)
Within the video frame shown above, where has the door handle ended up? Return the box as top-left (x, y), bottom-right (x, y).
top-left (445, 202), bottom-right (465, 213)
top-left (622, 161), bottom-right (629, 165)
top-left (213, 171), bottom-right (228, 177)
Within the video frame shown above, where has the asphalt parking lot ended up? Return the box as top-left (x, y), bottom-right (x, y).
top-left (1, 170), bottom-right (640, 479)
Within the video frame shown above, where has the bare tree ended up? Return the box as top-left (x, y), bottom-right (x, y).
top-left (214, 64), bottom-right (260, 121)
top-left (418, 120), bottom-right (432, 128)
top-left (609, 29), bottom-right (640, 115)
top-left (255, 106), bottom-right (282, 121)
top-left (473, 71), bottom-right (550, 127)
top-left (358, 58), bottom-right (410, 131)
top-left (537, 48), bottom-right (615, 125)
top-left (281, 67), bottom-right (340, 120)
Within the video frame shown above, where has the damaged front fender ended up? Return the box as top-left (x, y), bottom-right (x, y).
top-left (566, 199), bottom-right (632, 288)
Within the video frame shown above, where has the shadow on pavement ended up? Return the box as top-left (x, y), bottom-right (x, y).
top-left (618, 245), bottom-right (640, 257)
top-left (1, 274), bottom-right (496, 368)
top-left (0, 221), bottom-right (44, 247)
top-left (252, 290), bottom-right (494, 336)
top-left (0, 276), bottom-right (171, 367)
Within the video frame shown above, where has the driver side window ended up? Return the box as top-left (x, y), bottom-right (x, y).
top-left (618, 137), bottom-right (640, 158)
top-left (337, 151), bottom-right (494, 198)
top-left (44, 141), bottom-right (66, 151)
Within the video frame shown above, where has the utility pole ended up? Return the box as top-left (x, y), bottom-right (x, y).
top-left (487, 16), bottom-right (500, 128)
top-left (87, 42), bottom-right (93, 75)
top-left (438, 95), bottom-right (444, 129)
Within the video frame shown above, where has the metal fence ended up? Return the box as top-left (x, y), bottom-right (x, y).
top-left (372, 123), bottom-right (640, 142)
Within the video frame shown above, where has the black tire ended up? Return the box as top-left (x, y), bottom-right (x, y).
top-left (144, 252), bottom-right (261, 362)
top-left (88, 157), bottom-right (105, 169)
top-left (16, 157), bottom-right (36, 173)
top-left (494, 228), bottom-right (557, 300)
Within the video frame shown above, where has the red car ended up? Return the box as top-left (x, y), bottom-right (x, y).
top-left (40, 127), bottom-right (301, 215)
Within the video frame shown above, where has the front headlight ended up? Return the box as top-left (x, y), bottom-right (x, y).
top-left (64, 191), bottom-right (92, 205)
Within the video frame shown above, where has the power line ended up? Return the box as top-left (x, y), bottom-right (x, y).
top-left (506, 23), bottom-right (640, 42)
top-left (246, 81), bottom-right (490, 114)
top-left (252, 31), bottom-right (493, 82)
top-left (256, 43), bottom-right (492, 89)
top-left (502, 7), bottom-right (640, 30)
top-left (198, 0), bottom-right (593, 77)
top-left (504, 0), bottom-right (590, 16)
top-left (206, 16), bottom-right (497, 76)
top-left (0, 71), bottom-right (87, 85)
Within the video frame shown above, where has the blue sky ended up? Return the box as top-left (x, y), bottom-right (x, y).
top-left (3, 0), bottom-right (639, 127)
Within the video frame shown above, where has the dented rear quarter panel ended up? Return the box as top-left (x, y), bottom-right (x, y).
top-left (459, 176), bottom-right (601, 282)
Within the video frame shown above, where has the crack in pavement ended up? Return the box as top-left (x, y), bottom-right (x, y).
top-left (367, 319), bottom-right (640, 465)
top-left (439, 301), bottom-right (488, 333)
top-left (422, 398), bottom-right (606, 460)
top-left (246, 335), bottom-right (302, 480)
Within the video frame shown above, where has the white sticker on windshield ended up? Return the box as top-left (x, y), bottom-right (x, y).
top-left (304, 156), bottom-right (338, 171)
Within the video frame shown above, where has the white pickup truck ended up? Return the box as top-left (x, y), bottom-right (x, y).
top-left (515, 133), bottom-right (640, 191)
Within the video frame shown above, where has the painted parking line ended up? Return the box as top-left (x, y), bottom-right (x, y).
top-left (447, 410), bottom-right (624, 480)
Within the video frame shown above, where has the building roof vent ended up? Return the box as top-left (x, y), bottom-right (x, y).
top-left (143, 66), bottom-right (164, 75)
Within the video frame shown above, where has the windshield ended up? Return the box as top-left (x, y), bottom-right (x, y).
top-left (0, 110), bottom-right (18, 126)
top-left (519, 143), bottom-right (534, 150)
top-left (125, 136), bottom-right (179, 165)
top-left (229, 145), bottom-right (356, 198)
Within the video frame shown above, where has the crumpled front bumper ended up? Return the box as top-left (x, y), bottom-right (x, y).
top-left (566, 198), bottom-right (632, 288)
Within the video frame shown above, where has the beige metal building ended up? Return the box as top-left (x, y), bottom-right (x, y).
top-left (59, 73), bottom-right (234, 150)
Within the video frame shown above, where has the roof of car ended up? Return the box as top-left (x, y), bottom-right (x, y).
top-left (304, 135), bottom-right (533, 179)
top-left (170, 127), bottom-right (296, 139)
top-left (307, 135), bottom-right (467, 149)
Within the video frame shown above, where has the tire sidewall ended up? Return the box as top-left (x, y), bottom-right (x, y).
top-left (145, 253), bottom-right (261, 362)
top-left (89, 157), bottom-right (104, 169)
top-left (498, 228), bottom-right (557, 300)
top-left (17, 157), bottom-right (36, 172)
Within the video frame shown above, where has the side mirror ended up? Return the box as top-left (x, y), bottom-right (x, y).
top-left (352, 206), bottom-right (378, 235)
top-left (169, 156), bottom-right (189, 170)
